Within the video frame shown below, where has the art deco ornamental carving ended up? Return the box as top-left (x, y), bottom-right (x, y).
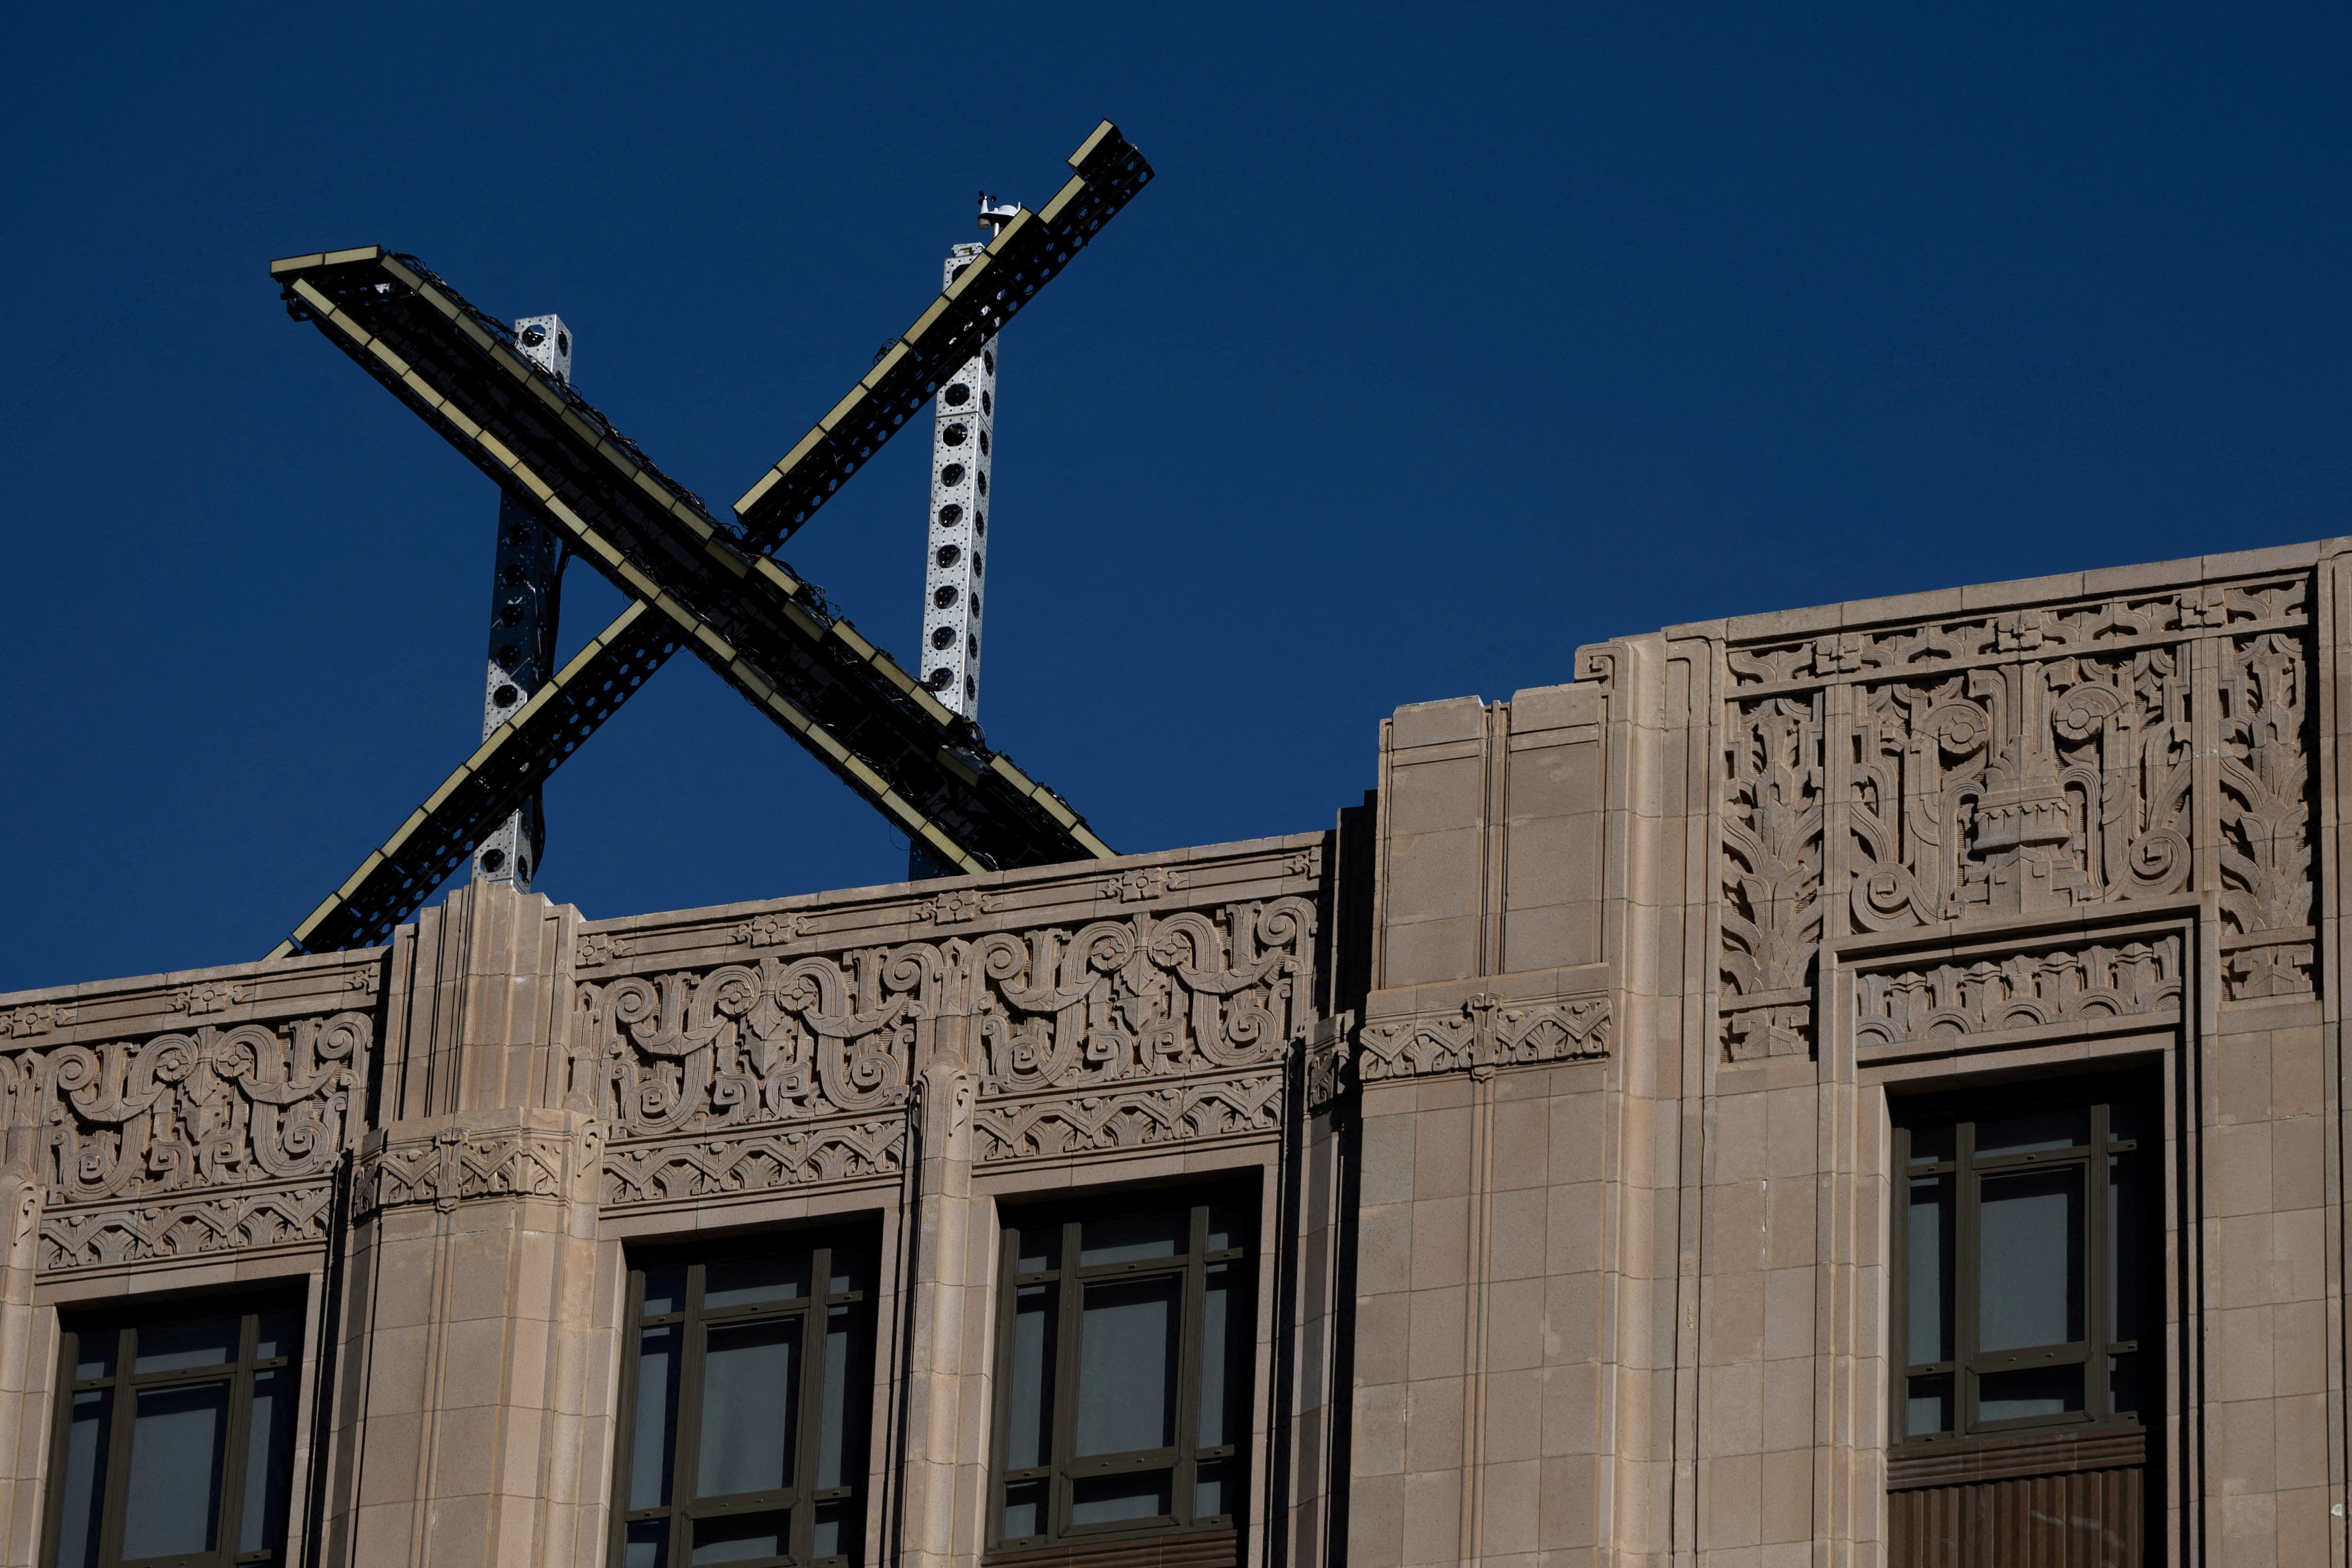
top-left (568, 896), bottom-right (1318, 1199)
top-left (1356, 992), bottom-right (1610, 1083)
top-left (2221, 633), bottom-right (2314, 997)
top-left (1720, 695), bottom-right (1825, 1062)
top-left (1855, 938), bottom-right (2183, 1050)
top-left (19, 1011), bottom-right (372, 1269)
top-left (1721, 577), bottom-right (2315, 1059)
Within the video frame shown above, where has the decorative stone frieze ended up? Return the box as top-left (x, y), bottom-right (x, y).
top-left (0, 952), bottom-right (384, 1273)
top-left (1718, 569), bottom-right (2317, 1058)
top-left (40, 1186), bottom-right (336, 1272)
top-left (567, 839), bottom-right (1325, 1194)
top-left (1853, 935), bottom-right (2184, 1054)
top-left (1356, 989), bottom-right (1609, 1082)
top-left (353, 1114), bottom-right (596, 1217)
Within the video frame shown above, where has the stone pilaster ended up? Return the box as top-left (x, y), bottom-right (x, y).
top-left (886, 1060), bottom-right (985, 1568)
top-left (0, 1115), bottom-right (48, 1568)
top-left (322, 880), bottom-right (620, 1568)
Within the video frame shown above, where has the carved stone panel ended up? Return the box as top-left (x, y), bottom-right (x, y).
top-left (1719, 573), bottom-right (2317, 1057)
top-left (1854, 935), bottom-right (2184, 1055)
top-left (27, 1009), bottom-right (373, 1270)
top-left (1721, 693), bottom-right (1825, 1060)
top-left (570, 882), bottom-right (1321, 1200)
top-left (1356, 991), bottom-right (1609, 1082)
top-left (1848, 650), bottom-right (2193, 930)
top-left (2219, 630), bottom-right (2314, 999)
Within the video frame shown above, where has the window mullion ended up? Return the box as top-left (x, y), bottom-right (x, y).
top-left (1891, 1125), bottom-right (1913, 1442)
top-left (2088, 1102), bottom-right (2113, 1422)
top-left (1173, 1205), bottom-right (1206, 1525)
top-left (673, 1266), bottom-right (710, 1563)
top-left (611, 1270), bottom-right (650, 1568)
top-left (792, 1253), bottom-right (827, 1565)
top-left (95, 1326), bottom-right (136, 1568)
top-left (1955, 1120), bottom-right (1981, 1436)
top-left (1051, 1219), bottom-right (1083, 1539)
top-left (214, 1310), bottom-right (261, 1564)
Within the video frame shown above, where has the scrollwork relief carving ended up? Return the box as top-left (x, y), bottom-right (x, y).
top-left (26, 1012), bottom-right (370, 1206)
top-left (574, 896), bottom-right (1318, 1188)
top-left (1848, 651), bottom-right (2193, 930)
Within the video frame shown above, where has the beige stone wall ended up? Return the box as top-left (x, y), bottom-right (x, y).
top-left (1, 540), bottom-right (2348, 1566)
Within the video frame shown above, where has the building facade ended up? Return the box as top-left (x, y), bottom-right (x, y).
top-left (2, 538), bottom-right (2346, 1568)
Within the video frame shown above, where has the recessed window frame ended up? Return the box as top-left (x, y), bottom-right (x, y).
top-left (988, 1188), bottom-right (1255, 1557)
top-left (42, 1294), bottom-right (305, 1568)
top-left (607, 1227), bottom-right (875, 1568)
top-left (1891, 1072), bottom-right (2160, 1448)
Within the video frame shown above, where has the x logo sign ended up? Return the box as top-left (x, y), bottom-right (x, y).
top-left (265, 123), bottom-right (1150, 957)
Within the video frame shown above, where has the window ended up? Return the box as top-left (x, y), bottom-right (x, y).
top-left (611, 1232), bottom-right (873, 1568)
top-left (45, 1298), bottom-right (303, 1568)
top-left (1893, 1075), bottom-right (2158, 1444)
top-left (990, 1193), bottom-right (1254, 1556)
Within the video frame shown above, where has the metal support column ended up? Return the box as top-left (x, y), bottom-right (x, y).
top-left (912, 198), bottom-right (1017, 880)
top-left (473, 312), bottom-right (572, 890)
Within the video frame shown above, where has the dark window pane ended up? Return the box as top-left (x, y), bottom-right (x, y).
top-left (1076, 1276), bottom-right (1178, 1457)
top-left (2108, 1097), bottom-right (2153, 1145)
top-left (133, 1313), bottom-right (239, 1372)
top-left (239, 1367), bottom-right (295, 1553)
top-left (1080, 1210), bottom-right (1184, 1266)
top-left (699, 1319), bottom-right (801, 1498)
top-left (625, 1519), bottom-right (670, 1568)
top-left (1015, 1227), bottom-right (1059, 1276)
top-left (1205, 1204), bottom-right (1247, 1253)
top-left (1906, 1374), bottom-right (1951, 1438)
top-left (630, 1327), bottom-right (681, 1510)
top-left (1001, 1480), bottom-right (1048, 1542)
top-left (690, 1508), bottom-right (788, 1564)
top-left (254, 1307), bottom-right (301, 1362)
top-left (641, 1266), bottom-right (688, 1318)
top-left (55, 1389), bottom-right (109, 1568)
top-left (703, 1254), bottom-right (809, 1310)
top-left (827, 1249), bottom-right (864, 1297)
top-left (1200, 1266), bottom-right (1238, 1448)
top-left (1978, 1168), bottom-right (2083, 1351)
top-left (817, 1308), bottom-right (853, 1490)
top-left (1906, 1123), bottom-right (1954, 1165)
top-left (2110, 1154), bottom-right (2151, 1344)
top-left (1907, 1177), bottom-right (1952, 1365)
top-left (1978, 1363), bottom-right (2084, 1422)
top-left (2110, 1353), bottom-right (2140, 1416)
top-left (1070, 1470), bottom-right (1171, 1526)
top-left (1194, 1457), bottom-right (1235, 1520)
top-left (72, 1332), bottom-right (116, 1383)
top-left (1976, 1106), bottom-right (2087, 1157)
top-left (1006, 1285), bottom-right (1055, 1469)
top-left (812, 1496), bottom-right (855, 1561)
top-left (122, 1379), bottom-right (229, 1558)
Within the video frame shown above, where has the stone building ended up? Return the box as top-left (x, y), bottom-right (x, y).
top-left (0, 538), bottom-right (2341, 1568)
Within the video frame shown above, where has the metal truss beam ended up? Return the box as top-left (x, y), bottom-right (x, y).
top-left (262, 122), bottom-right (1149, 957)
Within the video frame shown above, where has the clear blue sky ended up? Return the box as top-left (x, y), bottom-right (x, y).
top-left (5, 5), bottom-right (2348, 990)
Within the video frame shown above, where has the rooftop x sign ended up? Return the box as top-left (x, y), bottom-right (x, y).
top-left (265, 123), bottom-right (1151, 958)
